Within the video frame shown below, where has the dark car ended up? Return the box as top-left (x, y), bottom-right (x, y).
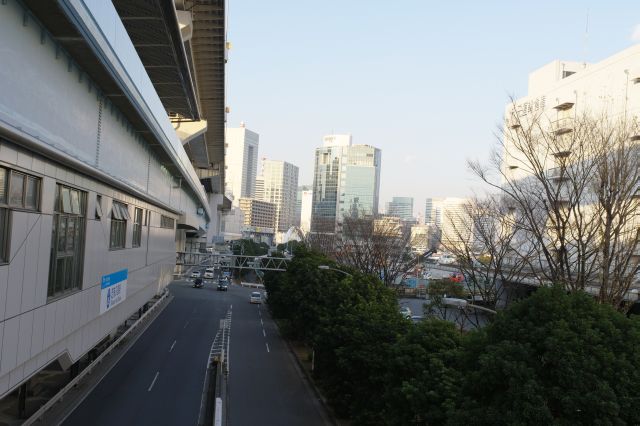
top-left (217, 279), bottom-right (228, 291)
top-left (193, 278), bottom-right (204, 288)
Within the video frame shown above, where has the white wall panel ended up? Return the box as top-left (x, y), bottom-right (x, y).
top-left (30, 307), bottom-right (46, 358)
top-left (0, 317), bottom-right (19, 375)
top-left (0, 266), bottom-right (8, 322)
top-left (21, 213), bottom-right (41, 312)
top-left (16, 311), bottom-right (33, 365)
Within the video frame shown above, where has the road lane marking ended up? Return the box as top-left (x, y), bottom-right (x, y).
top-left (169, 340), bottom-right (176, 352)
top-left (262, 329), bottom-right (266, 337)
top-left (265, 343), bottom-right (270, 353)
top-left (260, 318), bottom-right (263, 326)
top-left (183, 320), bottom-right (190, 329)
top-left (148, 372), bottom-right (159, 392)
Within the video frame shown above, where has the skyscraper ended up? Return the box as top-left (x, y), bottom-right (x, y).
top-left (295, 185), bottom-right (312, 227)
top-left (259, 159), bottom-right (299, 232)
top-left (224, 123), bottom-right (259, 205)
top-left (387, 197), bottom-right (414, 221)
top-left (299, 187), bottom-right (313, 233)
top-left (424, 197), bottom-right (444, 226)
top-left (311, 134), bottom-right (381, 234)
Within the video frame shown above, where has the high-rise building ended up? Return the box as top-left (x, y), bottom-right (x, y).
top-left (238, 198), bottom-right (277, 230)
top-left (295, 185), bottom-right (312, 227)
top-left (387, 197), bottom-right (414, 221)
top-left (424, 197), bottom-right (444, 226)
top-left (439, 197), bottom-right (471, 249)
top-left (225, 123), bottom-right (259, 205)
top-left (300, 188), bottom-right (313, 233)
top-left (311, 135), bottom-right (381, 234)
top-left (259, 159), bottom-right (299, 232)
top-left (255, 176), bottom-right (265, 201)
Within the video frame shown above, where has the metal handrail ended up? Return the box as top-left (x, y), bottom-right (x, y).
top-left (24, 290), bottom-right (170, 425)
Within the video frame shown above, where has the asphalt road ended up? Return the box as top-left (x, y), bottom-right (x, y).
top-left (63, 277), bottom-right (329, 426)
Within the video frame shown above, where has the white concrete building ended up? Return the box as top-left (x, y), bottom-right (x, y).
top-left (0, 0), bottom-right (226, 401)
top-left (504, 45), bottom-right (640, 180)
top-left (424, 197), bottom-right (471, 250)
top-left (258, 159), bottom-right (299, 233)
top-left (299, 188), bottom-right (313, 233)
top-left (225, 124), bottom-right (259, 205)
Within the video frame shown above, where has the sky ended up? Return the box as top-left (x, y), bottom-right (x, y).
top-left (225, 0), bottom-right (640, 216)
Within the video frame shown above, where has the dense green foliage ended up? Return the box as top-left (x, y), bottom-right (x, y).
top-left (453, 286), bottom-right (640, 425)
top-left (265, 250), bottom-right (640, 425)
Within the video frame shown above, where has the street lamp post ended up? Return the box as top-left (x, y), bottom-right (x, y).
top-left (442, 297), bottom-right (497, 315)
top-left (318, 265), bottom-right (353, 277)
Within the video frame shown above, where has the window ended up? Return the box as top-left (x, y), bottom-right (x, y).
top-left (132, 207), bottom-right (143, 247)
top-left (160, 215), bottom-right (175, 229)
top-left (48, 184), bottom-right (86, 299)
top-left (0, 167), bottom-right (41, 264)
top-left (95, 195), bottom-right (103, 219)
top-left (6, 170), bottom-right (39, 210)
top-left (110, 201), bottom-right (128, 249)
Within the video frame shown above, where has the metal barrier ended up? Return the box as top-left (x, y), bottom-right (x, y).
top-left (198, 307), bottom-right (232, 426)
top-left (24, 290), bottom-right (171, 425)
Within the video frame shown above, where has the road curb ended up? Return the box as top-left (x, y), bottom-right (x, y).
top-left (280, 332), bottom-right (339, 426)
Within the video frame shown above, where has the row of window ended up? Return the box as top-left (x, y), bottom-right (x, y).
top-left (0, 165), bottom-right (178, 300)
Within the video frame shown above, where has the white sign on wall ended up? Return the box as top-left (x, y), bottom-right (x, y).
top-left (100, 269), bottom-right (128, 314)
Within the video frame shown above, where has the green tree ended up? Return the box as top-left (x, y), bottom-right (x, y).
top-left (312, 272), bottom-right (407, 424)
top-left (451, 286), bottom-right (640, 425)
top-left (383, 320), bottom-right (462, 426)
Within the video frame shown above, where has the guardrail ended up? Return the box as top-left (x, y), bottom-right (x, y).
top-left (24, 290), bottom-right (170, 425)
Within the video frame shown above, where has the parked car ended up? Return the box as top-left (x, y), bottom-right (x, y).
top-left (438, 254), bottom-right (456, 265)
top-left (399, 306), bottom-right (412, 319)
top-left (193, 278), bottom-right (204, 288)
top-left (190, 270), bottom-right (202, 279)
top-left (250, 291), bottom-right (262, 304)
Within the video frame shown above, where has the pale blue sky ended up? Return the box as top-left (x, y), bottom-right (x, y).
top-left (226, 0), bottom-right (640, 215)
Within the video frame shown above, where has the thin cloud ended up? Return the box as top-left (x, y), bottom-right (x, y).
top-left (404, 155), bottom-right (416, 164)
top-left (631, 24), bottom-right (640, 42)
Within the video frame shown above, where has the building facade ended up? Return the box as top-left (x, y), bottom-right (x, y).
top-left (238, 198), bottom-right (277, 230)
top-left (258, 159), bottom-right (299, 233)
top-left (0, 0), bottom-right (226, 400)
top-left (225, 124), bottom-right (259, 205)
top-left (310, 135), bottom-right (381, 234)
top-left (386, 196), bottom-right (414, 221)
top-left (298, 187), bottom-right (313, 233)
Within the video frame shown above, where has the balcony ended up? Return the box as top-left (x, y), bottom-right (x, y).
top-left (551, 117), bottom-right (573, 135)
top-left (547, 166), bottom-right (568, 180)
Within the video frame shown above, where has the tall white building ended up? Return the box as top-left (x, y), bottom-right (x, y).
top-left (311, 135), bottom-right (381, 234)
top-left (424, 197), bottom-right (470, 249)
top-left (299, 188), bottom-right (313, 233)
top-left (258, 159), bottom-right (299, 232)
top-left (225, 123), bottom-right (259, 205)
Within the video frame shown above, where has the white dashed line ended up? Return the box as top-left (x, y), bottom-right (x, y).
top-left (265, 343), bottom-right (270, 353)
top-left (262, 329), bottom-right (266, 337)
top-left (169, 340), bottom-right (176, 352)
top-left (183, 321), bottom-right (190, 329)
top-left (260, 318), bottom-right (263, 326)
top-left (148, 372), bottom-right (159, 392)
